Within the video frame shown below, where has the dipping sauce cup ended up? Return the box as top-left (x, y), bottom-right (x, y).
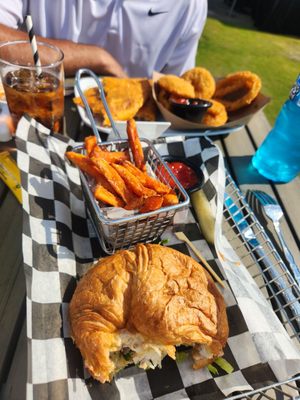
top-left (170, 97), bottom-right (212, 123)
top-left (159, 156), bottom-right (215, 244)
top-left (0, 40), bottom-right (64, 133)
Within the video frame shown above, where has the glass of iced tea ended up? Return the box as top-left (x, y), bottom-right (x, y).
top-left (0, 40), bottom-right (64, 133)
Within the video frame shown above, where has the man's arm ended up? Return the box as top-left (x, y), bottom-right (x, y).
top-left (0, 23), bottom-right (126, 77)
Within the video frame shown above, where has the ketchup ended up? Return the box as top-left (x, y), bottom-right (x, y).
top-left (158, 161), bottom-right (199, 190)
top-left (171, 97), bottom-right (190, 105)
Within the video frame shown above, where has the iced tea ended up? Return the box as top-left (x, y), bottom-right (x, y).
top-left (3, 68), bottom-right (64, 133)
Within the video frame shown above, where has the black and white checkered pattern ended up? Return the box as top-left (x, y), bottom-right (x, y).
top-left (16, 116), bottom-right (286, 400)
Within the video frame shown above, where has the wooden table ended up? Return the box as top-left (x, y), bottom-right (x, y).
top-left (0, 96), bottom-right (299, 399)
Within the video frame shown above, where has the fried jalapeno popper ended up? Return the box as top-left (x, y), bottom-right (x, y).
top-left (66, 119), bottom-right (178, 213)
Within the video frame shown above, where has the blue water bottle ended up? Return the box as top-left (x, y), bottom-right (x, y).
top-left (252, 74), bottom-right (300, 182)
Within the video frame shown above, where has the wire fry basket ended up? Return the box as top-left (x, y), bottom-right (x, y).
top-left (73, 69), bottom-right (189, 254)
top-left (72, 139), bottom-right (189, 253)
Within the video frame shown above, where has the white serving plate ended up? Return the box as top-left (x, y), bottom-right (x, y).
top-left (74, 76), bottom-right (171, 140)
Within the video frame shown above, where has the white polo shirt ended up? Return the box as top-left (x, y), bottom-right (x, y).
top-left (0, 0), bottom-right (207, 77)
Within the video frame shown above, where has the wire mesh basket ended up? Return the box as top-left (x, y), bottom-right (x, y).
top-left (71, 138), bottom-right (189, 254)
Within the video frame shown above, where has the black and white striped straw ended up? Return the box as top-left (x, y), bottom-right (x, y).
top-left (25, 15), bottom-right (42, 76)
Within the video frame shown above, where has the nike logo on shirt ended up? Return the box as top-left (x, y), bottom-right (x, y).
top-left (148, 9), bottom-right (168, 16)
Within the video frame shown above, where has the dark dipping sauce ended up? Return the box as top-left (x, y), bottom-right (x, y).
top-left (170, 97), bottom-right (205, 106)
top-left (159, 161), bottom-right (199, 190)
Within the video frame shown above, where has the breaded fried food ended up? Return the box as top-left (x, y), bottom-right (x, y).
top-left (181, 67), bottom-right (216, 99)
top-left (73, 87), bottom-right (105, 115)
top-left (157, 75), bottom-right (195, 98)
top-left (201, 100), bottom-right (228, 127)
top-left (102, 78), bottom-right (144, 126)
top-left (157, 88), bottom-right (171, 110)
top-left (135, 96), bottom-right (158, 121)
top-left (73, 78), bottom-right (159, 125)
top-left (135, 98), bottom-right (157, 121)
top-left (135, 79), bottom-right (158, 120)
top-left (214, 71), bottom-right (261, 112)
top-left (103, 77), bottom-right (152, 102)
top-left (139, 79), bottom-right (153, 101)
top-left (104, 78), bottom-right (158, 123)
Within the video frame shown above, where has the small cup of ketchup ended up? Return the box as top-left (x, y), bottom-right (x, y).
top-left (158, 157), bottom-right (213, 244)
top-left (169, 96), bottom-right (212, 123)
top-left (158, 156), bottom-right (204, 193)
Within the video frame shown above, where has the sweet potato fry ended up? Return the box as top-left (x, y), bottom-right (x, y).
top-left (124, 196), bottom-right (144, 211)
top-left (127, 119), bottom-right (146, 171)
top-left (162, 193), bottom-right (179, 206)
top-left (91, 146), bottom-right (130, 163)
top-left (112, 163), bottom-right (156, 197)
top-left (66, 151), bottom-right (118, 194)
top-left (142, 174), bottom-right (171, 195)
top-left (84, 136), bottom-right (97, 156)
top-left (94, 174), bottom-right (119, 195)
top-left (66, 152), bottom-right (102, 180)
top-left (94, 185), bottom-right (125, 208)
top-left (122, 161), bottom-right (171, 195)
top-left (139, 196), bottom-right (164, 213)
top-left (91, 157), bottom-right (133, 204)
top-left (122, 160), bottom-right (147, 183)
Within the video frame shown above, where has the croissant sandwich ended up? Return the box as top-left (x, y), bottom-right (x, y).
top-left (69, 244), bottom-right (229, 383)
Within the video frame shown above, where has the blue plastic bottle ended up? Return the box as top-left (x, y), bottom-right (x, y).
top-left (252, 74), bottom-right (300, 182)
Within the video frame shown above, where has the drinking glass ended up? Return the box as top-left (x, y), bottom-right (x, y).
top-left (0, 40), bottom-right (64, 133)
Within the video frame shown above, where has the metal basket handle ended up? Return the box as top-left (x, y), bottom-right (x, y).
top-left (75, 68), bottom-right (121, 142)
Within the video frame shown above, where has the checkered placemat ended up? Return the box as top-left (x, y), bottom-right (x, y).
top-left (15, 117), bottom-right (289, 400)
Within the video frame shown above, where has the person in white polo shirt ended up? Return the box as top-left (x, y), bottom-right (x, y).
top-left (0, 0), bottom-right (207, 78)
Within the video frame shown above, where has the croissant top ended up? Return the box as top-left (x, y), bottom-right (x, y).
top-left (69, 244), bottom-right (229, 383)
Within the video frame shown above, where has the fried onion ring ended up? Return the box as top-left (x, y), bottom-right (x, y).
top-left (157, 75), bottom-right (195, 98)
top-left (181, 67), bottom-right (216, 99)
top-left (201, 100), bottom-right (228, 127)
top-left (214, 71), bottom-right (261, 112)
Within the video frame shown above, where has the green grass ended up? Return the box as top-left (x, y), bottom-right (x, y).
top-left (196, 18), bottom-right (300, 125)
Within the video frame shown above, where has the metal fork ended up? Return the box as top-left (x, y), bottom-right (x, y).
top-left (251, 190), bottom-right (300, 285)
